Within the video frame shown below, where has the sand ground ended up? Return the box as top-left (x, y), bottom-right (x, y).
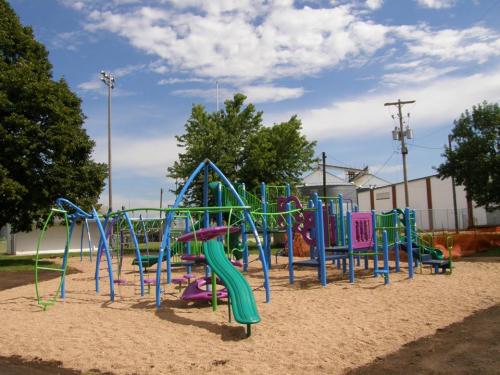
top-left (0, 256), bottom-right (499, 375)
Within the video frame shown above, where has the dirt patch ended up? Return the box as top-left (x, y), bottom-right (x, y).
top-left (0, 355), bottom-right (113, 375)
top-left (0, 267), bottom-right (80, 292)
top-left (345, 304), bottom-right (500, 375)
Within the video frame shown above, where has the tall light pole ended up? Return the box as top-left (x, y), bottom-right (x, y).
top-left (385, 99), bottom-right (415, 207)
top-left (100, 71), bottom-right (115, 211)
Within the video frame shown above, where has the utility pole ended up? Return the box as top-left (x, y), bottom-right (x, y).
top-left (448, 135), bottom-right (459, 233)
top-left (384, 99), bottom-right (415, 207)
top-left (100, 71), bottom-right (115, 211)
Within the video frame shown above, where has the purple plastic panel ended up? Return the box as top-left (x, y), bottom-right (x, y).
top-left (351, 212), bottom-right (373, 249)
top-left (277, 196), bottom-right (337, 247)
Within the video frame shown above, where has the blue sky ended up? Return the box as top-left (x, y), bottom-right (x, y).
top-left (9, 0), bottom-right (500, 208)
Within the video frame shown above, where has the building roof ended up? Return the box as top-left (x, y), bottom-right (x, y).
top-left (351, 173), bottom-right (391, 188)
top-left (301, 164), bottom-right (391, 189)
top-left (301, 169), bottom-right (353, 187)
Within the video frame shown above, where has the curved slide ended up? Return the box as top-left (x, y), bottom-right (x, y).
top-left (203, 240), bottom-right (260, 334)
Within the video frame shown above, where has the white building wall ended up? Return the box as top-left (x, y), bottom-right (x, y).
top-left (431, 177), bottom-right (467, 209)
top-left (11, 221), bottom-right (100, 255)
top-left (357, 191), bottom-right (371, 212)
top-left (357, 175), bottom-right (497, 230)
top-left (374, 186), bottom-right (393, 212)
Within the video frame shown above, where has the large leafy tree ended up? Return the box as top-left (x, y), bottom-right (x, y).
top-left (168, 93), bottom-right (317, 201)
top-left (437, 101), bottom-right (499, 211)
top-left (0, 0), bottom-right (107, 232)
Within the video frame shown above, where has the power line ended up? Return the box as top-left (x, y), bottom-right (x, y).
top-left (409, 143), bottom-right (443, 150)
top-left (362, 151), bottom-right (398, 187)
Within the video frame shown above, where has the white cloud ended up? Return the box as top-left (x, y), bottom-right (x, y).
top-left (65, 1), bottom-right (500, 104)
top-left (158, 77), bottom-right (208, 85)
top-left (171, 87), bottom-right (232, 103)
top-left (114, 63), bottom-right (146, 77)
top-left (395, 25), bottom-right (500, 64)
top-left (382, 65), bottom-right (459, 86)
top-left (171, 84), bottom-right (304, 103)
top-left (78, 79), bottom-right (101, 91)
top-left (268, 68), bottom-right (500, 140)
top-left (51, 31), bottom-right (82, 51)
top-left (416, 0), bottom-right (456, 9)
top-left (82, 4), bottom-right (390, 83)
top-left (239, 85), bottom-right (304, 103)
top-left (93, 135), bottom-right (180, 178)
top-left (366, 0), bottom-right (384, 10)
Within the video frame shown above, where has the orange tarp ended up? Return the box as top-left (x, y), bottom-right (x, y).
top-left (283, 228), bottom-right (500, 259)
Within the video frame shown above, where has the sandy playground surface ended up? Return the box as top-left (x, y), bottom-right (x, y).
top-left (0, 256), bottom-right (499, 375)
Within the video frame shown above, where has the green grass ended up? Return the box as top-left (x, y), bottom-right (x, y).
top-left (0, 255), bottom-right (54, 272)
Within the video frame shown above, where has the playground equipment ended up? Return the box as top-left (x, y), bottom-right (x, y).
top-left (35, 198), bottom-right (116, 310)
top-left (175, 225), bottom-right (260, 336)
top-left (154, 159), bottom-right (271, 308)
top-left (276, 192), bottom-right (453, 287)
top-left (34, 158), bottom-right (453, 341)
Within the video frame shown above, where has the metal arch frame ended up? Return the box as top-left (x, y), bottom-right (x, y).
top-left (155, 159), bottom-right (271, 308)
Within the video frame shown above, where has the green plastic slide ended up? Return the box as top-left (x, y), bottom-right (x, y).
top-left (203, 240), bottom-right (260, 326)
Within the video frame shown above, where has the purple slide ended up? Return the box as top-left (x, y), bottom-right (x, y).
top-left (177, 226), bottom-right (240, 243)
top-left (181, 277), bottom-right (228, 302)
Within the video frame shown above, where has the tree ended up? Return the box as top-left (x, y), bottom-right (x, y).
top-left (168, 94), bottom-right (317, 201)
top-left (437, 101), bottom-right (500, 211)
top-left (0, 0), bottom-right (107, 232)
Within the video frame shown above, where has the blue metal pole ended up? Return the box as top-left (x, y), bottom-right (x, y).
top-left (393, 209), bottom-right (400, 272)
top-left (347, 212), bottom-right (355, 283)
top-left (155, 160), bottom-right (206, 308)
top-left (317, 197), bottom-right (327, 286)
top-left (85, 218), bottom-right (93, 263)
top-left (124, 211), bottom-right (144, 296)
top-left (80, 219), bottom-right (84, 262)
top-left (382, 230), bottom-right (390, 285)
top-left (95, 213), bottom-right (110, 293)
top-left (405, 207), bottom-right (414, 279)
top-left (312, 194), bottom-right (321, 281)
top-left (372, 210), bottom-right (379, 276)
top-left (93, 208), bottom-right (115, 301)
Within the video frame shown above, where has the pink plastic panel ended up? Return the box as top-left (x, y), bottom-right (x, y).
top-left (351, 212), bottom-right (373, 249)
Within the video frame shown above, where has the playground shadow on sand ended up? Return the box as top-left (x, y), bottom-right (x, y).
top-left (131, 298), bottom-right (248, 341)
top-left (0, 355), bottom-right (113, 375)
top-left (345, 303), bottom-right (500, 375)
